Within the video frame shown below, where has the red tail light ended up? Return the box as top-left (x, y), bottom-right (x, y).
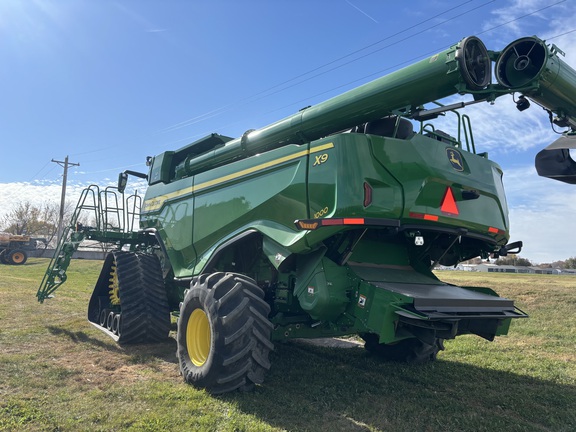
top-left (363, 182), bottom-right (373, 207)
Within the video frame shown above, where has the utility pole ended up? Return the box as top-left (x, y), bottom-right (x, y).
top-left (52, 156), bottom-right (80, 243)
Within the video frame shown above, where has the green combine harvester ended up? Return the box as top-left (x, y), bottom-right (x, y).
top-left (38, 35), bottom-right (576, 394)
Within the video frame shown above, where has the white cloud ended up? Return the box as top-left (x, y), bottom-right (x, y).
top-left (483, 0), bottom-right (575, 45)
top-left (502, 164), bottom-right (576, 263)
top-left (0, 181), bottom-right (70, 217)
top-left (472, 0), bottom-right (576, 263)
top-left (0, 179), bottom-right (147, 227)
top-left (430, 94), bottom-right (555, 156)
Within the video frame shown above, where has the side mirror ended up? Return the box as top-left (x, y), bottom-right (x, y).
top-left (117, 172), bottom-right (128, 193)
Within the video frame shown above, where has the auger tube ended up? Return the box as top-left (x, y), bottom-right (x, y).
top-left (184, 36), bottom-right (491, 175)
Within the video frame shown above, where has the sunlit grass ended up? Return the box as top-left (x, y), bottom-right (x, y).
top-left (1, 260), bottom-right (575, 431)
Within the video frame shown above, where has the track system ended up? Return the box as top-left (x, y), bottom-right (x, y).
top-left (88, 251), bottom-right (171, 344)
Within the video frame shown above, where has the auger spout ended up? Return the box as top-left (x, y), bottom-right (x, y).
top-left (495, 36), bottom-right (576, 130)
top-left (494, 36), bottom-right (576, 184)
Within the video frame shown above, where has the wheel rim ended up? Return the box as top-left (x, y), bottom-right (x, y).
top-left (187, 309), bottom-right (211, 367)
top-left (11, 252), bottom-right (25, 264)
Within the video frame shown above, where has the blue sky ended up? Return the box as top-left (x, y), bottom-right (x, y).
top-left (1, 0), bottom-right (575, 263)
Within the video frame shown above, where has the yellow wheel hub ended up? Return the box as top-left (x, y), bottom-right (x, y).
top-left (109, 263), bottom-right (120, 305)
top-left (187, 309), bottom-right (211, 367)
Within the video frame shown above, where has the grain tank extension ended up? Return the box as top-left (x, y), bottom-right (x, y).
top-left (38, 35), bottom-right (576, 394)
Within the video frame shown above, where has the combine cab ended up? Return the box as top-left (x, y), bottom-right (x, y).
top-left (38, 35), bottom-right (576, 394)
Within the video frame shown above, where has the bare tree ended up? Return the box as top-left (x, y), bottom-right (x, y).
top-left (1, 201), bottom-right (72, 247)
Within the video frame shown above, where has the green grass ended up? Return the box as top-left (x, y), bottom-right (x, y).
top-left (1, 259), bottom-right (575, 431)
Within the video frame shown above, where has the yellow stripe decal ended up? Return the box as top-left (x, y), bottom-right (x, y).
top-left (143, 142), bottom-right (334, 212)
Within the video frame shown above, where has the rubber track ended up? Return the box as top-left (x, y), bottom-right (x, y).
top-left (114, 251), bottom-right (171, 344)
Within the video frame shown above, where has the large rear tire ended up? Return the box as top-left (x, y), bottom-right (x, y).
top-left (177, 272), bottom-right (274, 394)
top-left (361, 333), bottom-right (444, 364)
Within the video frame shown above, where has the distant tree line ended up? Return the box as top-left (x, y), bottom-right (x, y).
top-left (441, 254), bottom-right (576, 270)
top-left (494, 255), bottom-right (533, 267)
top-left (544, 257), bottom-right (576, 270)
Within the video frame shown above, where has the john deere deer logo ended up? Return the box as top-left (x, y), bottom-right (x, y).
top-left (446, 148), bottom-right (464, 172)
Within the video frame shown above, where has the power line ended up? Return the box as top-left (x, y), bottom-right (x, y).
top-left (475, 0), bottom-right (567, 37)
top-left (29, 0), bottom-right (573, 172)
top-left (28, 160), bottom-right (51, 182)
top-left (161, 0), bottom-right (487, 133)
top-left (69, 145), bottom-right (117, 157)
top-left (160, 0), bottom-right (569, 135)
top-left (40, 1), bottom-right (484, 164)
top-left (241, 4), bottom-right (575, 121)
top-left (77, 162), bottom-right (144, 175)
top-left (247, 0), bottom-right (498, 104)
top-left (547, 28), bottom-right (576, 40)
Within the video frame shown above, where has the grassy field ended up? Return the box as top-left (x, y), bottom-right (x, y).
top-left (1, 259), bottom-right (575, 431)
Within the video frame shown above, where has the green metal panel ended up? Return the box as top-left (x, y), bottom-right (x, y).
top-left (141, 175), bottom-right (196, 277)
top-left (350, 278), bottom-right (411, 342)
top-left (294, 257), bottom-right (351, 321)
top-left (369, 134), bottom-right (510, 242)
top-left (307, 134), bottom-right (403, 222)
top-left (148, 151), bottom-right (174, 185)
top-left (191, 143), bottom-right (310, 274)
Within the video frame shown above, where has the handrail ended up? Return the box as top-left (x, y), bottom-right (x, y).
top-left (37, 185), bottom-right (141, 302)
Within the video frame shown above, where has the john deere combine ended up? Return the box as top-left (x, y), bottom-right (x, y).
top-left (38, 35), bottom-right (576, 394)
